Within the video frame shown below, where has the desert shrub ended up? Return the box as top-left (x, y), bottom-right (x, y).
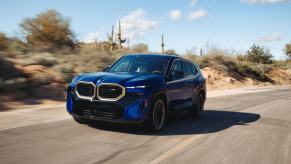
top-left (58, 65), bottom-right (74, 73)
top-left (53, 64), bottom-right (75, 82)
top-left (237, 55), bottom-right (246, 61)
top-left (237, 63), bottom-right (272, 82)
top-left (184, 52), bottom-right (273, 82)
top-left (197, 58), bottom-right (210, 68)
top-left (0, 56), bottom-right (24, 79)
top-left (272, 60), bottom-right (291, 70)
top-left (36, 57), bottom-right (58, 67)
top-left (0, 77), bottom-right (28, 90)
top-left (131, 44), bottom-right (149, 53)
top-left (20, 10), bottom-right (75, 51)
top-left (164, 49), bottom-right (177, 55)
top-left (18, 52), bottom-right (58, 66)
top-left (31, 72), bottom-right (54, 85)
top-left (0, 32), bottom-right (9, 51)
top-left (72, 45), bottom-right (115, 73)
top-left (246, 44), bottom-right (273, 64)
top-left (7, 38), bottom-right (28, 54)
top-left (284, 42), bottom-right (291, 60)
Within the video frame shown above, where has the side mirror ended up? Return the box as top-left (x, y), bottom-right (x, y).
top-left (170, 70), bottom-right (184, 80)
top-left (103, 65), bottom-right (110, 72)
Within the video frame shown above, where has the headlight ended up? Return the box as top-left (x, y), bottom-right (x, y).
top-left (126, 85), bottom-right (146, 89)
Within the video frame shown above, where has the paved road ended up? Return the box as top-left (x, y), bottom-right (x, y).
top-left (0, 87), bottom-right (291, 164)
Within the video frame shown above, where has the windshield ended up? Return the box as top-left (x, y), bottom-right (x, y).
top-left (108, 55), bottom-right (170, 74)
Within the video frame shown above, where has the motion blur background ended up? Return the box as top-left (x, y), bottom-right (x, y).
top-left (0, 0), bottom-right (290, 110)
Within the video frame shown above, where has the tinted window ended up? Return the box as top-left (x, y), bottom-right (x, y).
top-left (192, 64), bottom-right (199, 75)
top-left (171, 60), bottom-right (183, 72)
top-left (111, 59), bottom-right (130, 72)
top-left (108, 56), bottom-right (170, 74)
top-left (170, 60), bottom-right (183, 81)
top-left (182, 61), bottom-right (193, 76)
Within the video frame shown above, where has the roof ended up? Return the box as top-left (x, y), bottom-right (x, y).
top-left (125, 53), bottom-right (179, 60)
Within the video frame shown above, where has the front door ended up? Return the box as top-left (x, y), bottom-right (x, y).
top-left (166, 60), bottom-right (187, 110)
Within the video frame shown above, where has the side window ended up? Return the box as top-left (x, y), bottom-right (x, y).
top-left (171, 60), bottom-right (183, 72)
top-left (182, 61), bottom-right (193, 76)
top-left (170, 60), bottom-right (183, 80)
top-left (191, 63), bottom-right (198, 75)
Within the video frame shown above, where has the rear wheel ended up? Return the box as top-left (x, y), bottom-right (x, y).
top-left (144, 98), bottom-right (166, 132)
top-left (189, 93), bottom-right (205, 117)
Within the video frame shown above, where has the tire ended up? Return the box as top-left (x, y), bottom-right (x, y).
top-left (189, 93), bottom-right (205, 117)
top-left (73, 116), bottom-right (88, 124)
top-left (144, 98), bottom-right (167, 132)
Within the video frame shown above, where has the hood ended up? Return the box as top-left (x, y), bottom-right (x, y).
top-left (75, 72), bottom-right (164, 86)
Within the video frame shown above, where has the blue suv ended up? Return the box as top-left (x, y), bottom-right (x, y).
top-left (67, 54), bottom-right (206, 131)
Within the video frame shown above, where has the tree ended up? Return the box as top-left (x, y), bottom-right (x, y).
top-left (246, 44), bottom-right (273, 64)
top-left (0, 32), bottom-right (9, 51)
top-left (284, 42), bottom-right (291, 59)
top-left (20, 10), bottom-right (75, 50)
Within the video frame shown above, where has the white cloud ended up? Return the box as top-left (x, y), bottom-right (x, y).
top-left (189, 9), bottom-right (208, 20)
top-left (170, 10), bottom-right (182, 21)
top-left (241, 0), bottom-right (291, 4)
top-left (119, 9), bottom-right (159, 41)
top-left (82, 32), bottom-right (100, 43)
top-left (256, 33), bottom-right (285, 42)
top-left (191, 0), bottom-right (198, 6)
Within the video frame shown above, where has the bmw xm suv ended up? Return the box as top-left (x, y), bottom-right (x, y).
top-left (67, 54), bottom-right (206, 131)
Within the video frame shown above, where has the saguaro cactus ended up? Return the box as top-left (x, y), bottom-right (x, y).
top-left (161, 34), bottom-right (165, 53)
top-left (117, 21), bottom-right (126, 49)
top-left (103, 25), bottom-right (116, 52)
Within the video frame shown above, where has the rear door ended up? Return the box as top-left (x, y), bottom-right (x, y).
top-left (181, 61), bottom-right (197, 107)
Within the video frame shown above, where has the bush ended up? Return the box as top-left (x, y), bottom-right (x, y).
top-left (31, 72), bottom-right (54, 85)
top-left (20, 10), bottom-right (75, 51)
top-left (7, 38), bottom-right (28, 53)
top-left (0, 77), bottom-right (28, 90)
top-left (131, 44), bottom-right (149, 53)
top-left (0, 32), bottom-right (9, 51)
top-left (246, 44), bottom-right (273, 64)
top-left (0, 56), bottom-right (24, 79)
top-left (284, 42), bottom-right (291, 60)
top-left (164, 49), bottom-right (177, 55)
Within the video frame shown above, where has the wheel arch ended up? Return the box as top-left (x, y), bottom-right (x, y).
top-left (151, 90), bottom-right (169, 114)
top-left (198, 87), bottom-right (206, 100)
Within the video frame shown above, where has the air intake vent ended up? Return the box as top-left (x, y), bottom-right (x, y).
top-left (76, 82), bottom-right (95, 99)
top-left (97, 83), bottom-right (125, 101)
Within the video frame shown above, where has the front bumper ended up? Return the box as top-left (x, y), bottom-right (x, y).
top-left (66, 86), bottom-right (150, 124)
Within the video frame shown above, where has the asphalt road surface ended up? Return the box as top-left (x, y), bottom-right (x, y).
top-left (1, 86), bottom-right (291, 164)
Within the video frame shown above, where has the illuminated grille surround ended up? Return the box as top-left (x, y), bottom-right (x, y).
top-left (75, 81), bottom-right (96, 100)
top-left (97, 83), bottom-right (126, 101)
top-left (75, 81), bottom-right (125, 101)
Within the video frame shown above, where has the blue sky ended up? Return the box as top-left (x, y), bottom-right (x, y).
top-left (0, 0), bottom-right (290, 59)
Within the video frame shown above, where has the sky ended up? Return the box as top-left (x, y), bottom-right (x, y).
top-left (0, 0), bottom-right (290, 59)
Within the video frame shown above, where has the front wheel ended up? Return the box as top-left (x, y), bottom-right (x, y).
top-left (144, 98), bottom-right (166, 132)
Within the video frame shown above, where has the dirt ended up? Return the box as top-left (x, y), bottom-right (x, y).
top-left (15, 64), bottom-right (63, 83)
top-left (267, 68), bottom-right (291, 85)
top-left (201, 67), bottom-right (290, 90)
top-left (0, 83), bottom-right (65, 111)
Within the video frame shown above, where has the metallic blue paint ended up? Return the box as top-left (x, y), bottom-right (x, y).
top-left (66, 91), bottom-right (73, 113)
top-left (66, 54), bottom-right (206, 124)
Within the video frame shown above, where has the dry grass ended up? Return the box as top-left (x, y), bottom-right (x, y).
top-left (1, 44), bottom-right (290, 105)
